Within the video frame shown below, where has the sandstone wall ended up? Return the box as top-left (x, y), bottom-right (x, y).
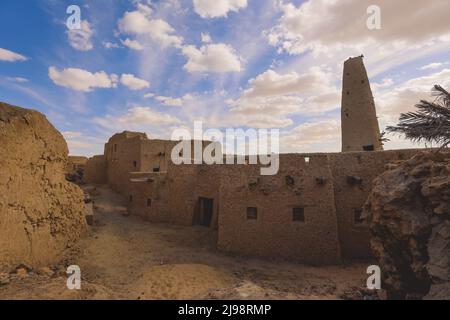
top-left (84, 155), bottom-right (107, 184)
top-left (0, 102), bottom-right (86, 272)
top-left (218, 154), bottom-right (341, 264)
top-left (328, 149), bottom-right (421, 259)
top-left (105, 133), bottom-right (144, 195)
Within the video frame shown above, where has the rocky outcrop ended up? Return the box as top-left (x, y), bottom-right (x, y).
top-left (364, 151), bottom-right (450, 299)
top-left (0, 102), bottom-right (86, 272)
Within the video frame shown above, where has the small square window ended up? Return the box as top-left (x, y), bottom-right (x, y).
top-left (354, 209), bottom-right (365, 224)
top-left (153, 167), bottom-right (160, 173)
top-left (246, 207), bottom-right (257, 220)
top-left (293, 207), bottom-right (305, 222)
top-left (147, 198), bottom-right (152, 207)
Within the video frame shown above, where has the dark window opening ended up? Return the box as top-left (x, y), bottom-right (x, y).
top-left (147, 198), bottom-right (152, 207)
top-left (129, 195), bottom-right (133, 202)
top-left (347, 91), bottom-right (350, 95)
top-left (361, 80), bottom-right (365, 84)
top-left (363, 145), bottom-right (375, 151)
top-left (285, 175), bottom-right (295, 186)
top-left (293, 207), bottom-right (305, 222)
top-left (114, 144), bottom-right (117, 152)
top-left (153, 167), bottom-right (160, 173)
top-left (193, 197), bottom-right (214, 227)
top-left (246, 207), bottom-right (258, 220)
top-left (133, 160), bottom-right (137, 168)
top-left (354, 209), bottom-right (365, 224)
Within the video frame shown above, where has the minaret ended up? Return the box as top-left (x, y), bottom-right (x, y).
top-left (341, 56), bottom-right (383, 152)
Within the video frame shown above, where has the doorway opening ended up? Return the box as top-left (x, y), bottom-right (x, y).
top-left (194, 197), bottom-right (214, 227)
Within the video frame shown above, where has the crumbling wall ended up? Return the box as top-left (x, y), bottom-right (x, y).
top-left (66, 156), bottom-right (87, 183)
top-left (0, 102), bottom-right (86, 272)
top-left (364, 151), bottom-right (450, 299)
top-left (218, 154), bottom-right (341, 264)
top-left (84, 155), bottom-right (107, 184)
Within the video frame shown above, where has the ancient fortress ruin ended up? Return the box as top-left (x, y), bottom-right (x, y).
top-left (79, 56), bottom-right (424, 264)
top-left (0, 103), bottom-right (86, 272)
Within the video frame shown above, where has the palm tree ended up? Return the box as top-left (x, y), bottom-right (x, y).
top-left (387, 85), bottom-right (450, 150)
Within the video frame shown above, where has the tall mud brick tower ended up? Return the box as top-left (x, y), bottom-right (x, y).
top-left (341, 56), bottom-right (383, 152)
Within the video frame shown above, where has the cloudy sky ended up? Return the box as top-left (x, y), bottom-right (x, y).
top-left (1, 0), bottom-right (449, 156)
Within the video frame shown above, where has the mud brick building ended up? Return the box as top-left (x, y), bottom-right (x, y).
top-left (83, 57), bottom-right (423, 264)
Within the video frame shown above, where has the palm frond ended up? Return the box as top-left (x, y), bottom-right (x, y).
top-left (387, 85), bottom-right (450, 150)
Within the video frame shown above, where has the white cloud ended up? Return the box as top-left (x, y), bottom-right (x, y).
top-left (103, 41), bottom-right (120, 49)
top-left (241, 68), bottom-right (334, 98)
top-left (118, 5), bottom-right (183, 48)
top-left (0, 48), bottom-right (27, 62)
top-left (193, 0), bottom-right (248, 18)
top-left (268, 0), bottom-right (450, 56)
top-left (144, 92), bottom-right (155, 98)
top-left (120, 74), bottom-right (150, 90)
top-left (230, 68), bottom-right (340, 121)
top-left (155, 94), bottom-right (193, 107)
top-left (48, 67), bottom-right (117, 92)
top-left (62, 131), bottom-right (82, 139)
top-left (93, 106), bottom-right (180, 131)
top-left (201, 32), bottom-right (212, 43)
top-left (281, 119), bottom-right (341, 153)
top-left (5, 76), bottom-right (28, 83)
top-left (376, 68), bottom-right (450, 126)
top-left (67, 20), bottom-right (94, 51)
top-left (418, 62), bottom-right (447, 70)
top-left (121, 38), bottom-right (144, 50)
top-left (182, 43), bottom-right (242, 73)
top-left (156, 96), bottom-right (183, 107)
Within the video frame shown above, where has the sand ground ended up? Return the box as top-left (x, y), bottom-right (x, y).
top-left (0, 185), bottom-right (372, 300)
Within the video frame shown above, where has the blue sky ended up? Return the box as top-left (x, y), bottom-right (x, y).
top-left (1, 0), bottom-right (450, 156)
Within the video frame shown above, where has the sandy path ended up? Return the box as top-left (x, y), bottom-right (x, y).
top-left (0, 185), bottom-right (371, 300)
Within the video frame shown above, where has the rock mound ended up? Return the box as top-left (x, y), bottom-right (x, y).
top-left (0, 102), bottom-right (86, 272)
top-left (364, 151), bottom-right (450, 299)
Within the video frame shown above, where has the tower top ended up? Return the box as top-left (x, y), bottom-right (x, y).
top-left (341, 56), bottom-right (383, 152)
